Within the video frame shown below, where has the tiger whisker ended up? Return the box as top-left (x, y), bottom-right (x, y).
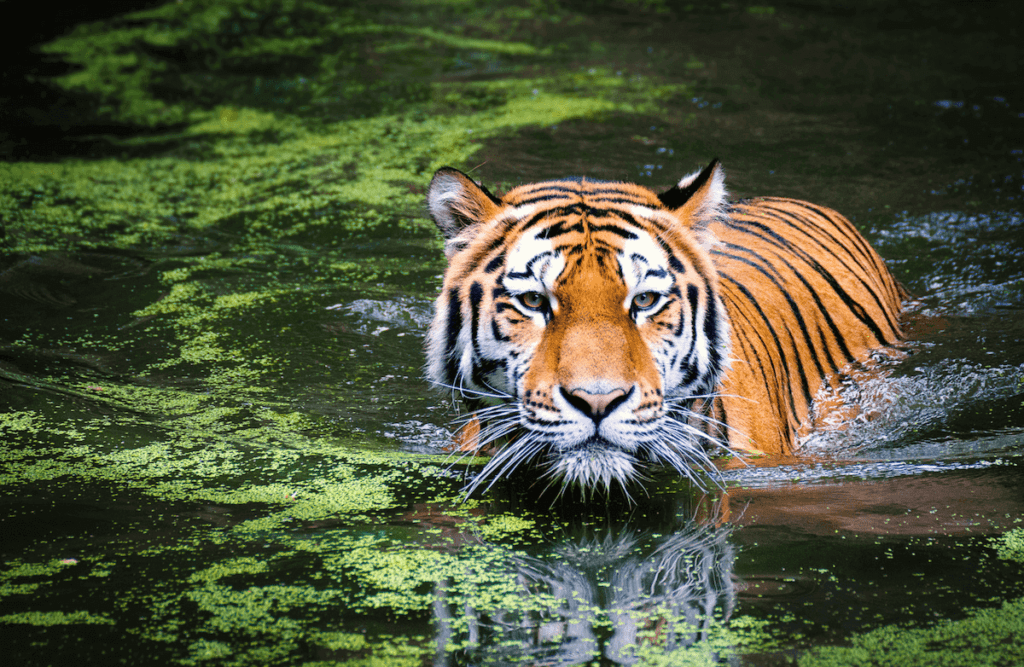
top-left (430, 379), bottom-right (512, 402)
top-left (663, 404), bottom-right (746, 445)
top-left (449, 404), bottom-right (517, 428)
top-left (487, 435), bottom-right (546, 480)
top-left (463, 433), bottom-right (546, 497)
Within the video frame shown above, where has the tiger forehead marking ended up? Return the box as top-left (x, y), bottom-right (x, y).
top-left (425, 161), bottom-right (906, 495)
top-left (503, 227), bottom-right (565, 304)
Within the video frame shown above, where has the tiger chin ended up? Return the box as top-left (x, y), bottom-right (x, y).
top-left (424, 160), bottom-right (906, 495)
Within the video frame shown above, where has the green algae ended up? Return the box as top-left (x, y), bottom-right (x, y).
top-left (797, 597), bottom-right (1024, 667)
top-left (5, 0), bottom-right (681, 256)
top-left (0, 410), bottom-right (40, 432)
top-left (38, 0), bottom-right (562, 128)
top-left (0, 611), bottom-right (116, 626)
top-left (992, 528), bottom-right (1024, 564)
top-left (309, 631), bottom-right (368, 651)
top-left (184, 640), bottom-right (232, 663)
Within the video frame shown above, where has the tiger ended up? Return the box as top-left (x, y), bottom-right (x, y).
top-left (424, 160), bottom-right (906, 493)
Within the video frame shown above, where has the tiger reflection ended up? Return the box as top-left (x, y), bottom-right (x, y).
top-left (430, 520), bottom-right (735, 665)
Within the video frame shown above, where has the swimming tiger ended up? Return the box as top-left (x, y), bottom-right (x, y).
top-left (424, 160), bottom-right (906, 492)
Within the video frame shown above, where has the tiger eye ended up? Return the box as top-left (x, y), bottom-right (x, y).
top-left (632, 292), bottom-right (657, 309)
top-left (520, 291), bottom-right (546, 310)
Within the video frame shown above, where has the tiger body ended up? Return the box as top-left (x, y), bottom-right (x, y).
top-left (425, 161), bottom-right (905, 491)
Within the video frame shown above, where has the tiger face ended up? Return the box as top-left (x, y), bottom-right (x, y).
top-left (425, 162), bottom-right (733, 491)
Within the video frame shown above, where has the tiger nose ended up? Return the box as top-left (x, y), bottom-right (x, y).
top-left (561, 387), bottom-right (631, 423)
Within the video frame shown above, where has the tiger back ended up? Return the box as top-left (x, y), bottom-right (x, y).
top-left (425, 160), bottom-right (905, 491)
top-left (707, 195), bottom-right (905, 454)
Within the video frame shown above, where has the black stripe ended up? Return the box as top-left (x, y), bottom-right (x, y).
top-left (491, 317), bottom-right (510, 342)
top-left (468, 281), bottom-right (494, 391)
top-left (444, 288), bottom-right (462, 384)
top-left (703, 283), bottom-right (723, 379)
top-left (730, 309), bottom-right (781, 400)
top-left (511, 192), bottom-right (579, 206)
top-left (715, 247), bottom-right (826, 397)
top-left (517, 206), bottom-right (577, 233)
top-left (599, 208), bottom-right (644, 228)
top-left (786, 199), bottom-right (882, 276)
top-left (750, 203), bottom-right (900, 334)
top-left (484, 252), bottom-right (505, 273)
top-left (506, 250), bottom-right (554, 279)
top-left (796, 200), bottom-right (907, 306)
top-left (721, 213), bottom-right (895, 344)
top-left (656, 237), bottom-right (687, 273)
top-left (469, 281), bottom-right (484, 347)
top-left (478, 234), bottom-right (507, 258)
top-left (589, 223), bottom-right (638, 239)
top-left (588, 196), bottom-right (649, 206)
top-left (714, 244), bottom-right (848, 373)
top-left (677, 283), bottom-right (701, 386)
top-left (513, 202), bottom-right (649, 238)
top-left (717, 240), bottom-right (854, 367)
top-left (720, 272), bottom-right (808, 422)
top-left (721, 288), bottom-right (793, 438)
top-left (539, 219), bottom-right (584, 239)
top-left (559, 238), bottom-right (620, 255)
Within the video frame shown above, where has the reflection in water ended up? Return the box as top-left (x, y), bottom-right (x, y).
top-left (431, 519), bottom-right (735, 665)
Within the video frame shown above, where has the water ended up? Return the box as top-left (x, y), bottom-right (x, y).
top-left (2, 1), bottom-right (1023, 665)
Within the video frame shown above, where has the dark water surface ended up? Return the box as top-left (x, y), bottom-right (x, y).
top-left (2, 1), bottom-right (1023, 665)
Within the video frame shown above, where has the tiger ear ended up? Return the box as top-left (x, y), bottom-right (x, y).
top-left (658, 159), bottom-right (727, 229)
top-left (427, 167), bottom-right (503, 245)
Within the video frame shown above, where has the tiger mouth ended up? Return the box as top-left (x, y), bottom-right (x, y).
top-left (554, 435), bottom-right (624, 452)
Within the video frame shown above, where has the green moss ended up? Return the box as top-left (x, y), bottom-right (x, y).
top-left (188, 584), bottom-right (342, 634)
top-left (188, 557), bottom-right (270, 584)
top-left (0, 559), bottom-right (83, 598)
top-left (1, 92), bottom-right (614, 253)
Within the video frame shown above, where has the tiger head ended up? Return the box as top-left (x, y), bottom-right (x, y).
top-left (425, 161), bottom-right (732, 493)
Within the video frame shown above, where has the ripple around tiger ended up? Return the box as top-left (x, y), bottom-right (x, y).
top-left (424, 160), bottom-right (906, 494)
